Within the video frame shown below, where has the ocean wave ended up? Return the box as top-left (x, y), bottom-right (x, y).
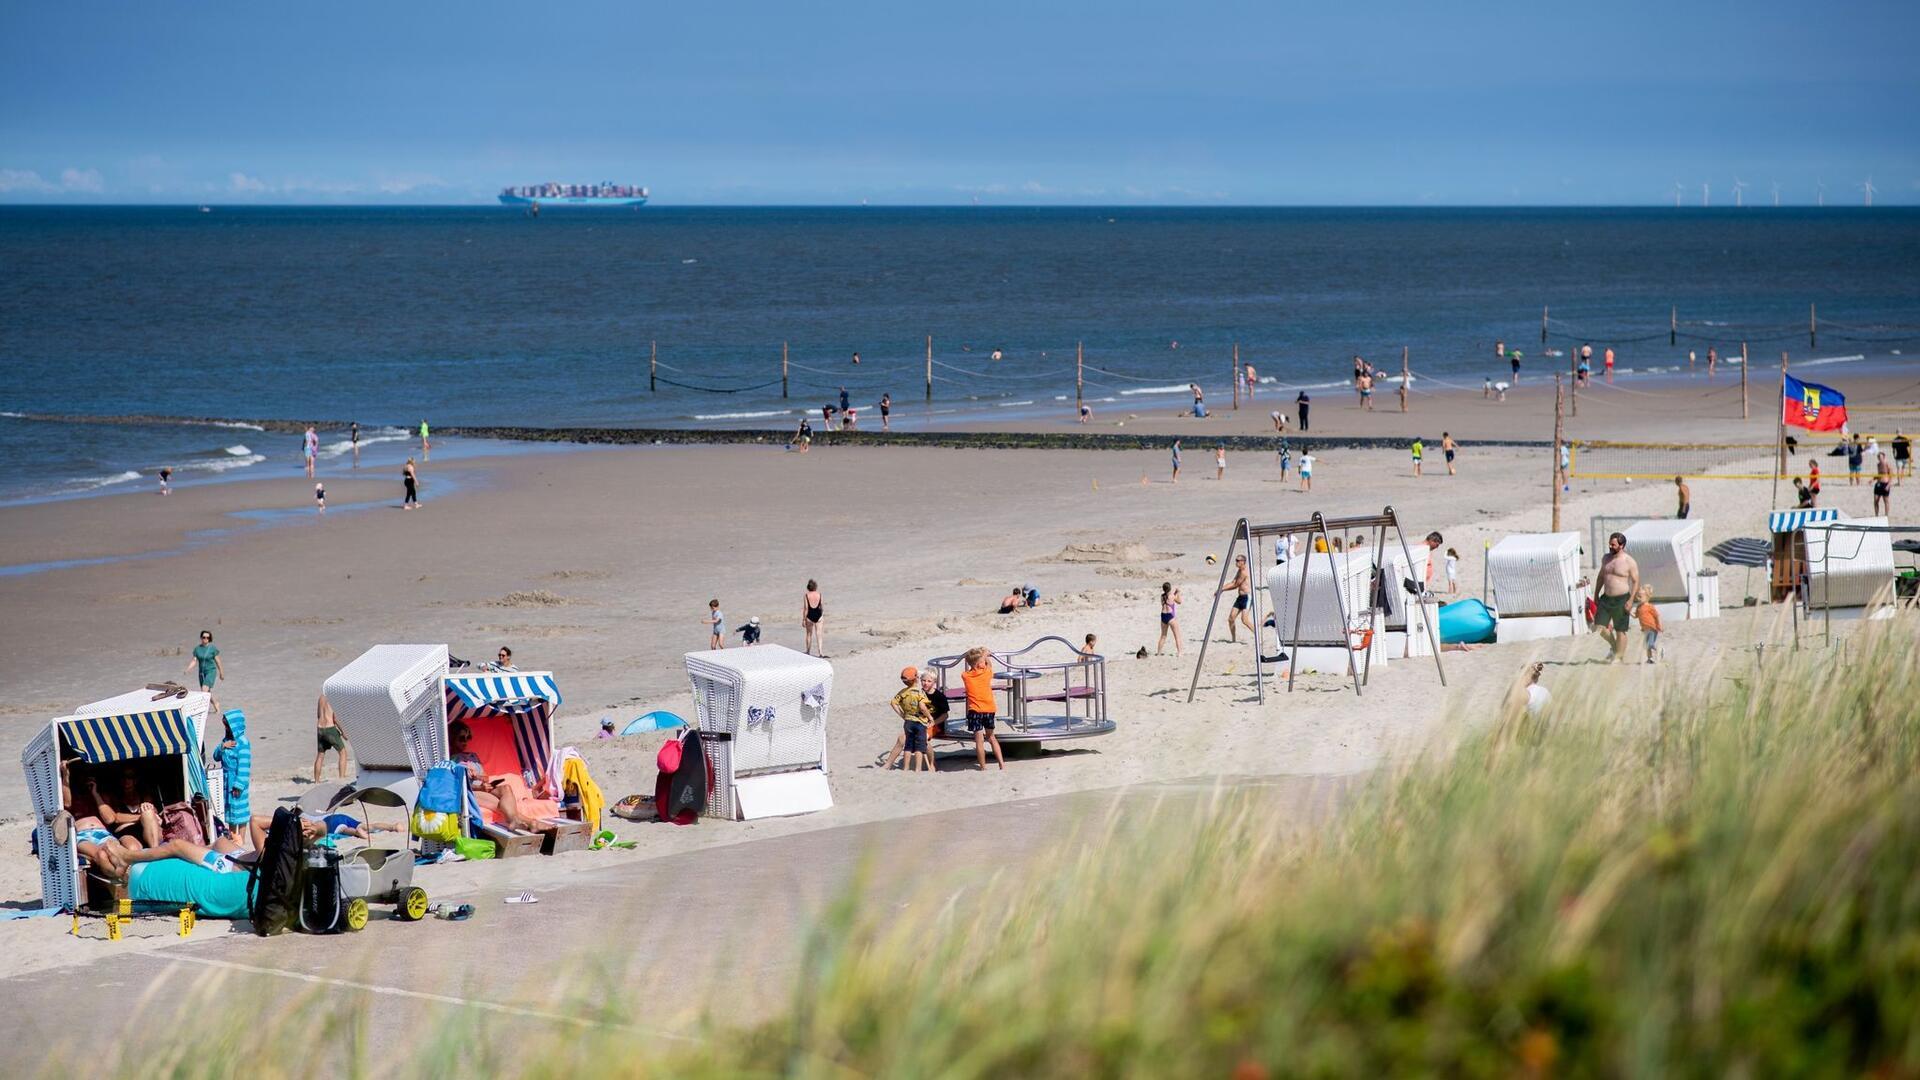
top-left (1794, 354), bottom-right (1867, 369)
top-left (210, 421), bottom-right (265, 431)
top-left (175, 453), bottom-right (266, 474)
top-left (691, 409), bottom-right (796, 421)
top-left (1119, 384), bottom-right (1199, 397)
top-left (0, 411), bottom-right (24, 419)
top-left (77, 470), bottom-right (144, 491)
top-left (318, 431), bottom-right (411, 459)
top-left (223, 444), bottom-right (253, 456)
top-left (996, 400), bottom-right (1036, 407)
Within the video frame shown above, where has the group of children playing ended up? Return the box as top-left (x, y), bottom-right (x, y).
top-left (881, 646), bottom-right (1006, 773)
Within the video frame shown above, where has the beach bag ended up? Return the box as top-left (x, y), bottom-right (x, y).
top-left (454, 837), bottom-right (497, 860)
top-left (655, 729), bottom-right (713, 825)
top-left (249, 807), bottom-right (307, 936)
top-left (161, 800), bottom-right (206, 845)
top-left (412, 762), bottom-right (464, 841)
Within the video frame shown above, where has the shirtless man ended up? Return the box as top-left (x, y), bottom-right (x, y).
top-left (1674, 476), bottom-right (1691, 519)
top-left (1216, 554), bottom-right (1255, 643)
top-left (314, 692), bottom-right (351, 781)
top-left (1593, 532), bottom-right (1641, 664)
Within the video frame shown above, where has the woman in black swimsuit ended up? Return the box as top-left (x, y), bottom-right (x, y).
top-left (403, 457), bottom-right (419, 509)
top-left (803, 579), bottom-right (825, 656)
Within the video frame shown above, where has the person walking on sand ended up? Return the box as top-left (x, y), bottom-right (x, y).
top-left (960, 647), bottom-right (1005, 771)
top-left (314, 481), bottom-right (326, 513)
top-left (1244, 362), bottom-right (1257, 399)
top-left (1217, 554), bottom-right (1255, 643)
top-left (1214, 445), bottom-right (1227, 481)
top-left (1441, 432), bottom-right (1457, 476)
top-left (186, 630), bottom-right (224, 712)
top-left (1298, 450), bottom-right (1315, 492)
top-left (1847, 435), bottom-right (1865, 486)
top-left (314, 692), bottom-right (350, 781)
top-left (707, 599), bottom-right (725, 650)
top-left (1410, 437), bottom-right (1424, 477)
top-left (1893, 430), bottom-right (1912, 482)
top-left (1510, 348), bottom-right (1522, 383)
top-left (419, 419), bottom-right (430, 458)
top-left (802, 579), bottom-right (825, 656)
top-left (1358, 371), bottom-right (1375, 411)
top-left (1808, 459), bottom-right (1821, 505)
top-left (1593, 532), bottom-right (1641, 664)
top-left (1276, 437), bottom-right (1292, 481)
top-left (1296, 390), bottom-right (1311, 431)
top-left (879, 393), bottom-right (891, 432)
top-left (1445, 547), bottom-right (1460, 595)
top-left (1636, 586), bottom-right (1662, 664)
top-left (402, 457), bottom-right (419, 509)
top-left (1170, 439), bottom-right (1182, 484)
top-left (1674, 476), bottom-right (1691, 519)
top-left (350, 421), bottom-right (360, 465)
top-left (1873, 453), bottom-right (1893, 516)
top-left (1156, 582), bottom-right (1183, 656)
top-left (303, 425), bottom-right (318, 477)
top-left (1707, 346), bottom-right (1718, 377)
top-left (1603, 346), bottom-right (1616, 383)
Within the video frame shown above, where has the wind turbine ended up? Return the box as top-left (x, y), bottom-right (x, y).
top-left (1701, 181), bottom-right (1710, 207)
top-left (1673, 180), bottom-right (1685, 207)
top-left (1771, 180), bottom-right (1781, 207)
top-left (1732, 178), bottom-right (1748, 207)
top-left (1861, 177), bottom-right (1876, 207)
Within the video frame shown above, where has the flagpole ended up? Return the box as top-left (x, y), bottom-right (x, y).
top-left (1772, 352), bottom-right (1788, 509)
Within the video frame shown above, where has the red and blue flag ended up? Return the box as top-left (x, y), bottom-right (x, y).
top-left (1782, 374), bottom-right (1848, 432)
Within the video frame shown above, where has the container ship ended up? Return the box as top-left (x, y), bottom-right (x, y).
top-left (498, 181), bottom-right (648, 207)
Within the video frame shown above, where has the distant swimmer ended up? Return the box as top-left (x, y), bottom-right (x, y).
top-left (851, 350), bottom-right (861, 365)
top-left (990, 349), bottom-right (1003, 361)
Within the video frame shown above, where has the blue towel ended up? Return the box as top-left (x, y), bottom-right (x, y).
top-left (212, 708), bottom-right (251, 830)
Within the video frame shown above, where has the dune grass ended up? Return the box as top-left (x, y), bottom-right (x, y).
top-left (95, 616), bottom-right (1920, 1077)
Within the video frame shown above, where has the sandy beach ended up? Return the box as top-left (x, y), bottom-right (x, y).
top-left (1, 373), bottom-right (1914, 986)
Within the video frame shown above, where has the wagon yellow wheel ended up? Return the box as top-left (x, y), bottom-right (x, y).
top-left (344, 898), bottom-right (369, 932)
top-left (400, 887), bottom-right (429, 922)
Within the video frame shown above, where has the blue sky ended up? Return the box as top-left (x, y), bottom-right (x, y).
top-left (3, 0), bottom-right (1916, 205)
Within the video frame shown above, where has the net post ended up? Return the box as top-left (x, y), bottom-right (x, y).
top-left (1552, 374), bottom-right (1565, 532)
top-left (1741, 341), bottom-right (1749, 419)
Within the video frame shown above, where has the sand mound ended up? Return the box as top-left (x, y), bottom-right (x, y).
top-left (486, 590), bottom-right (572, 608)
top-left (1048, 542), bottom-right (1165, 564)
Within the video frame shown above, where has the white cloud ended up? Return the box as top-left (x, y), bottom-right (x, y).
top-left (228, 172), bottom-right (269, 193)
top-left (0, 168), bottom-right (55, 193)
top-left (59, 167), bottom-right (103, 193)
top-left (374, 172), bottom-right (449, 194)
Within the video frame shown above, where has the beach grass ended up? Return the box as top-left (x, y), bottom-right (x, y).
top-left (89, 615), bottom-right (1920, 1078)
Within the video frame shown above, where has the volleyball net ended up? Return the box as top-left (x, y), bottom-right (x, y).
top-left (1568, 440), bottom-right (1784, 480)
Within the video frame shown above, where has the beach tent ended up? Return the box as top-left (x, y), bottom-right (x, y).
top-left (21, 688), bottom-right (215, 912)
top-left (1802, 516), bottom-right (1896, 611)
top-left (1377, 543), bottom-right (1438, 657)
top-left (1767, 508), bottom-right (1843, 602)
top-left (1265, 551), bottom-right (1387, 674)
top-left (1488, 532), bottom-right (1586, 642)
top-left (684, 645), bottom-right (832, 820)
top-left (323, 645), bottom-right (582, 854)
top-left (1623, 519), bottom-right (1719, 620)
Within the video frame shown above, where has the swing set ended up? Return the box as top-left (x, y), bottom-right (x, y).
top-left (1186, 507), bottom-right (1448, 704)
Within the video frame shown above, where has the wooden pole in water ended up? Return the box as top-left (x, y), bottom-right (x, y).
top-left (1399, 346), bottom-right (1409, 413)
top-left (925, 335), bottom-right (933, 403)
top-left (1810, 303), bottom-right (1817, 349)
top-left (1076, 341), bottom-right (1084, 415)
top-left (1670, 305), bottom-right (1677, 346)
top-left (1741, 341), bottom-right (1749, 419)
top-left (1552, 373), bottom-right (1565, 532)
top-left (650, 340), bottom-right (657, 393)
top-left (781, 341), bottom-right (789, 399)
top-left (1232, 343), bottom-right (1240, 410)
top-left (1542, 305), bottom-right (1549, 345)
top-left (1569, 341), bottom-right (1578, 417)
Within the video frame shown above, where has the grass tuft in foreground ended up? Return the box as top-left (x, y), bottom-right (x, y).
top-left (91, 617), bottom-right (1920, 1077)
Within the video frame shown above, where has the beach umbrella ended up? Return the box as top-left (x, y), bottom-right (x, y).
top-left (1708, 536), bottom-right (1772, 603)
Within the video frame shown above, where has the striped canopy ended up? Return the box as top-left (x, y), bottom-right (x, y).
top-left (60, 708), bottom-right (210, 799)
top-left (1769, 508), bottom-right (1841, 534)
top-left (445, 672), bottom-right (561, 711)
top-left (444, 672), bottom-right (559, 785)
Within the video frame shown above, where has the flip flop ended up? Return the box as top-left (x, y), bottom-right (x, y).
top-left (504, 892), bottom-right (538, 905)
top-left (444, 904), bottom-right (474, 922)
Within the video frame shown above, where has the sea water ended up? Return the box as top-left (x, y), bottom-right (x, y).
top-left (3, 205), bottom-right (1917, 502)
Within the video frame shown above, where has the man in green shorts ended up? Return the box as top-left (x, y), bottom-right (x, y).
top-left (1592, 532), bottom-right (1641, 664)
top-left (315, 692), bottom-right (351, 781)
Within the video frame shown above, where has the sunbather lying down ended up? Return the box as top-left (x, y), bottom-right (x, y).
top-left (118, 835), bottom-right (255, 919)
